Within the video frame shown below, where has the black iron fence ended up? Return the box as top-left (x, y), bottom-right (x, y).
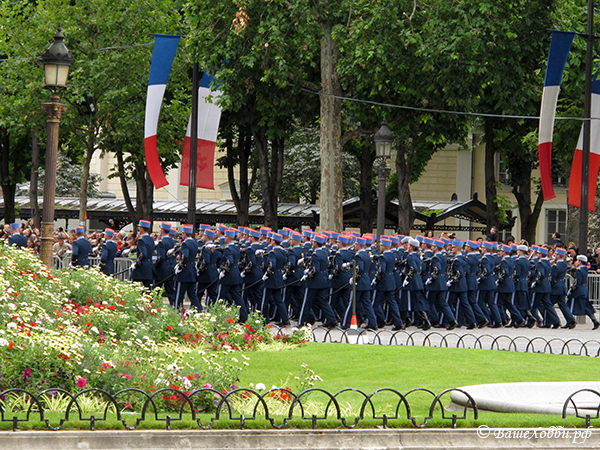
top-left (1, 386), bottom-right (599, 431)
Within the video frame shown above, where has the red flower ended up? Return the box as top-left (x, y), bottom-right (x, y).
top-left (108, 305), bottom-right (115, 310)
top-left (86, 322), bottom-right (92, 327)
top-left (167, 325), bottom-right (172, 331)
top-left (8, 342), bottom-right (14, 349)
top-left (226, 318), bottom-right (235, 323)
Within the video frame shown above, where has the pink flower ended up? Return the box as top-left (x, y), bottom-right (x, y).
top-left (203, 383), bottom-right (213, 389)
top-left (77, 377), bottom-right (87, 388)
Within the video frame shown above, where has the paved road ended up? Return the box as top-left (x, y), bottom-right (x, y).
top-left (282, 319), bottom-right (600, 356)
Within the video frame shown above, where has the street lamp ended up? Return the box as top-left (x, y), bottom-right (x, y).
top-left (374, 121), bottom-right (393, 243)
top-left (39, 26), bottom-right (73, 267)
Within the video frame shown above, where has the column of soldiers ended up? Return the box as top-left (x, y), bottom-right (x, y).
top-left (5, 219), bottom-right (599, 330)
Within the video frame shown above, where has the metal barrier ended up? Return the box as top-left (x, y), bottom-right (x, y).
top-left (588, 273), bottom-right (600, 309)
top-left (301, 326), bottom-right (600, 357)
top-left (49, 255), bottom-right (133, 281)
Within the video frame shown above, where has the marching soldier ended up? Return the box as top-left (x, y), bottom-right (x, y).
top-left (568, 255), bottom-right (600, 329)
top-left (447, 240), bottom-right (478, 329)
top-left (174, 224), bottom-right (200, 311)
top-left (154, 222), bottom-right (176, 306)
top-left (99, 228), bottom-right (118, 276)
top-left (551, 247), bottom-right (576, 329)
top-left (130, 220), bottom-right (155, 288)
top-left (71, 225), bottom-right (91, 268)
top-left (217, 229), bottom-right (248, 322)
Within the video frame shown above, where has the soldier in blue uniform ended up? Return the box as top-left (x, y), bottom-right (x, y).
top-left (496, 244), bottom-right (525, 328)
top-left (373, 238), bottom-right (404, 330)
top-left (154, 222), bottom-right (176, 307)
top-left (447, 239), bottom-right (478, 329)
top-left (478, 241), bottom-right (502, 328)
top-left (465, 240), bottom-right (488, 328)
top-left (331, 234), bottom-right (354, 327)
top-left (400, 238), bottom-right (430, 330)
top-left (551, 247), bottom-right (576, 329)
top-left (71, 226), bottom-right (91, 268)
top-left (260, 232), bottom-right (290, 325)
top-left (217, 229), bottom-right (248, 322)
top-left (174, 224), bottom-right (201, 311)
top-left (424, 239), bottom-right (457, 330)
top-left (298, 233), bottom-right (338, 328)
top-left (242, 228), bottom-right (264, 312)
top-left (568, 255), bottom-right (600, 329)
top-left (197, 229), bottom-right (220, 307)
top-left (8, 223), bottom-right (27, 248)
top-left (284, 231), bottom-right (305, 320)
top-left (130, 220), bottom-right (155, 288)
top-left (530, 246), bottom-right (560, 328)
top-left (99, 228), bottom-right (118, 276)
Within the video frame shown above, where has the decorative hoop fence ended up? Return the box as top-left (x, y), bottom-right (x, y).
top-left (1, 386), bottom-right (599, 431)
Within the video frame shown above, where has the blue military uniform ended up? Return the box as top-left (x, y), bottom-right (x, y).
top-left (155, 229), bottom-right (176, 306)
top-left (174, 233), bottom-right (201, 311)
top-left (100, 240), bottom-right (118, 276)
top-left (131, 232), bottom-right (155, 287)
top-left (72, 235), bottom-right (91, 268)
top-left (217, 234), bottom-right (248, 322)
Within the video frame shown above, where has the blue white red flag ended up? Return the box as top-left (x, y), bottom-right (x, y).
top-left (144, 34), bottom-right (180, 189)
top-left (180, 72), bottom-right (222, 190)
top-left (569, 74), bottom-right (600, 211)
top-left (538, 30), bottom-right (575, 201)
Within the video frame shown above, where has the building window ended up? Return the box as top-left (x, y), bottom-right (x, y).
top-left (497, 153), bottom-right (509, 185)
top-left (546, 209), bottom-right (566, 244)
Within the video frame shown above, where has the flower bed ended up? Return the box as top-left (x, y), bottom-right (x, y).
top-left (0, 245), bottom-right (309, 412)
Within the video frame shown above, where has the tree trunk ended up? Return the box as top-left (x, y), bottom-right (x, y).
top-left (30, 129), bottom-right (40, 229)
top-left (359, 139), bottom-right (375, 234)
top-left (318, 21), bottom-right (343, 231)
top-left (116, 150), bottom-right (137, 227)
top-left (484, 118), bottom-right (500, 233)
top-left (227, 127), bottom-right (257, 226)
top-left (254, 125), bottom-right (284, 230)
top-left (0, 127), bottom-right (16, 224)
top-left (396, 136), bottom-right (416, 235)
top-left (512, 177), bottom-right (543, 244)
top-left (135, 163), bottom-right (154, 226)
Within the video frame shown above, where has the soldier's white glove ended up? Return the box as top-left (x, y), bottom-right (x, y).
top-left (531, 282), bottom-right (536, 288)
top-left (167, 248), bottom-right (175, 256)
top-left (255, 249), bottom-right (264, 256)
top-left (297, 258), bottom-right (304, 266)
top-left (262, 274), bottom-right (269, 281)
top-left (567, 289), bottom-right (572, 297)
top-left (349, 278), bottom-right (354, 285)
top-left (174, 264), bottom-right (182, 274)
top-left (342, 262), bottom-right (351, 269)
top-left (300, 275), bottom-right (307, 282)
top-left (130, 263), bottom-right (136, 271)
top-left (240, 272), bottom-right (246, 278)
top-left (328, 274), bottom-right (333, 280)
top-left (92, 246), bottom-right (99, 253)
top-left (425, 278), bottom-right (432, 285)
top-left (219, 270), bottom-right (226, 279)
top-left (122, 248), bottom-right (131, 256)
top-left (402, 279), bottom-right (409, 288)
top-left (303, 269), bottom-right (309, 275)
top-left (446, 280), bottom-right (453, 287)
top-left (283, 274), bottom-right (287, 280)
top-left (371, 278), bottom-right (377, 286)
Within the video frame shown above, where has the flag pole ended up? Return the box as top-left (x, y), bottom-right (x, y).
top-left (578, 0), bottom-right (594, 255)
top-left (187, 62), bottom-right (199, 226)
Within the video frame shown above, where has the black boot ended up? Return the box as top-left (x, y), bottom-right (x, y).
top-left (592, 317), bottom-right (600, 330)
top-left (419, 311), bottom-right (431, 331)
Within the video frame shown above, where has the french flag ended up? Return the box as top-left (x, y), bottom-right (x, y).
top-left (180, 72), bottom-right (222, 190)
top-left (568, 74), bottom-right (600, 211)
top-left (144, 34), bottom-right (180, 189)
top-left (538, 30), bottom-right (575, 201)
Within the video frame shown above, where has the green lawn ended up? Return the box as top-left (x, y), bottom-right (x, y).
top-left (3, 343), bottom-right (599, 430)
top-left (238, 343), bottom-right (600, 391)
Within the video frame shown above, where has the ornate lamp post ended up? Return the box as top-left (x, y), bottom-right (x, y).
top-left (374, 121), bottom-right (393, 243)
top-left (39, 26), bottom-right (73, 267)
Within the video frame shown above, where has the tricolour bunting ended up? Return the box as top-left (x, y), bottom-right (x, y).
top-left (180, 72), bottom-right (222, 190)
top-left (538, 30), bottom-right (575, 201)
top-left (144, 34), bottom-right (180, 189)
top-left (568, 74), bottom-right (600, 211)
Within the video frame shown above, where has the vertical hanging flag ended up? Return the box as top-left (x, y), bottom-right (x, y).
top-left (144, 34), bottom-right (180, 189)
top-left (568, 74), bottom-right (600, 211)
top-left (180, 72), bottom-right (222, 190)
top-left (538, 30), bottom-right (575, 201)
